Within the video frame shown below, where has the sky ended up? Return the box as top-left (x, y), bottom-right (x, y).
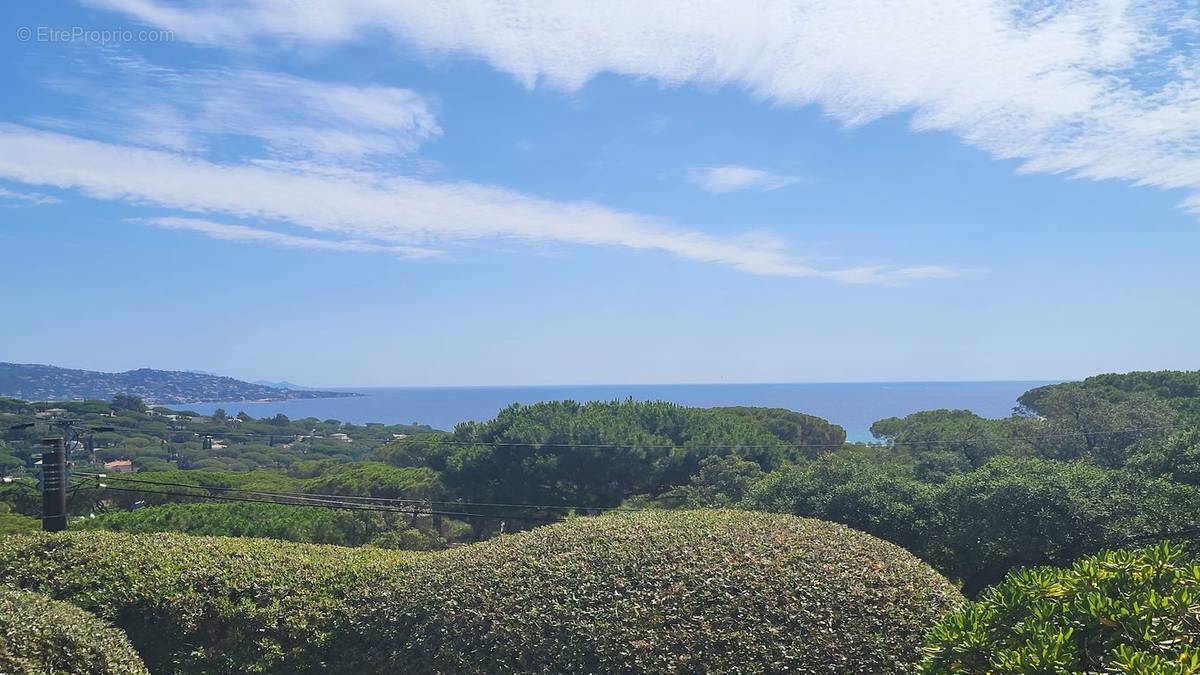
top-left (0, 0), bottom-right (1198, 387)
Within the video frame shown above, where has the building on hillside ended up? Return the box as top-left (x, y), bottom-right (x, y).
top-left (329, 433), bottom-right (351, 442)
top-left (103, 459), bottom-right (134, 473)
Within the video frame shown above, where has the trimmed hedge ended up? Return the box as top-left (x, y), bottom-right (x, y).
top-left (0, 587), bottom-right (148, 674)
top-left (1, 512), bottom-right (964, 674)
top-left (921, 542), bottom-right (1200, 673)
top-left (353, 510), bottom-right (964, 673)
top-left (0, 531), bottom-right (420, 674)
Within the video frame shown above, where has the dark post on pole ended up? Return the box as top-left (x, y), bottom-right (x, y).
top-left (40, 438), bottom-right (67, 532)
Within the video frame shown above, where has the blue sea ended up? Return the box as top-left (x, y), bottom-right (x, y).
top-left (173, 381), bottom-right (1056, 443)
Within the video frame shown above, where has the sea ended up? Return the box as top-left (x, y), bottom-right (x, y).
top-left (172, 380), bottom-right (1056, 443)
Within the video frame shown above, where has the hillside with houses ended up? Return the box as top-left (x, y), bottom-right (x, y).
top-left (0, 363), bottom-right (358, 405)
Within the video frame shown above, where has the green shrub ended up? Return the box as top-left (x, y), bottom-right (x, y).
top-left (0, 504), bottom-right (37, 535)
top-left (76, 500), bottom-right (421, 547)
top-left (932, 458), bottom-right (1200, 594)
top-left (353, 510), bottom-right (963, 674)
top-left (0, 531), bottom-right (420, 674)
top-left (921, 542), bottom-right (1200, 674)
top-left (743, 456), bottom-right (940, 562)
top-left (0, 587), bottom-right (148, 675)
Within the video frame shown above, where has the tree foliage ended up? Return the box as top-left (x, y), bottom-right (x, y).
top-left (77, 501), bottom-right (457, 549)
top-left (426, 400), bottom-right (839, 511)
top-left (1126, 428), bottom-right (1200, 485)
top-left (745, 455), bottom-right (1200, 595)
top-left (921, 542), bottom-right (1200, 674)
top-left (931, 457), bottom-right (1200, 594)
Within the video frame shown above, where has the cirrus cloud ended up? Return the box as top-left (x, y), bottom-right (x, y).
top-left (689, 165), bottom-right (805, 193)
top-left (0, 124), bottom-right (959, 284)
top-left (87, 0), bottom-right (1200, 213)
top-left (138, 216), bottom-right (442, 258)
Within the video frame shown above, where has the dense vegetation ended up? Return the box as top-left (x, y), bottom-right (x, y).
top-left (1021, 370), bottom-right (1200, 423)
top-left (922, 542), bottom-right (1200, 673)
top-left (423, 400), bottom-right (846, 510)
top-left (357, 510), bottom-right (961, 674)
top-left (4, 370), bottom-right (1200, 672)
top-left (0, 531), bottom-right (419, 674)
top-left (745, 455), bottom-right (1200, 593)
top-left (0, 587), bottom-right (149, 675)
top-left (0, 396), bottom-right (430, 472)
top-left (76, 501), bottom-right (455, 549)
top-left (0, 512), bottom-right (959, 674)
top-left (0, 361), bottom-right (356, 404)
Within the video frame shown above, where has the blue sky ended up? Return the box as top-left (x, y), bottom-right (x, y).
top-left (1, 1), bottom-right (1198, 387)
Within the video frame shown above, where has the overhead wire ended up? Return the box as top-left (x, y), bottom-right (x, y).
top-left (88, 485), bottom-right (564, 521)
top-left (71, 471), bottom-right (643, 513)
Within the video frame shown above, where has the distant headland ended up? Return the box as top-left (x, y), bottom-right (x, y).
top-left (0, 362), bottom-right (360, 405)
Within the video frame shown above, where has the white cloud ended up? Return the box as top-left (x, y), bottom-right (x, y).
top-left (0, 186), bottom-right (61, 206)
top-left (689, 165), bottom-right (803, 193)
top-left (88, 0), bottom-right (1200, 213)
top-left (0, 124), bottom-right (957, 283)
top-left (41, 51), bottom-right (440, 163)
top-left (139, 217), bottom-right (441, 258)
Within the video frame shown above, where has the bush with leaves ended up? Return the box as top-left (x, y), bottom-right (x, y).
top-left (0, 587), bottom-right (148, 675)
top-left (742, 455), bottom-right (941, 561)
top-left (931, 457), bottom-right (1200, 594)
top-left (353, 510), bottom-right (963, 674)
top-left (653, 454), bottom-right (764, 508)
top-left (0, 531), bottom-right (420, 674)
top-left (1017, 381), bottom-right (1179, 466)
top-left (921, 542), bottom-right (1200, 674)
top-left (430, 400), bottom-right (838, 512)
top-left (1127, 428), bottom-right (1200, 485)
top-left (707, 406), bottom-right (847, 457)
top-left (870, 409), bottom-right (1032, 475)
top-left (0, 502), bottom-right (37, 535)
top-left (75, 500), bottom-right (437, 548)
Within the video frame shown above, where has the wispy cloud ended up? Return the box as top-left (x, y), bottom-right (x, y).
top-left (0, 124), bottom-right (959, 284)
top-left (139, 217), bottom-right (442, 258)
top-left (689, 165), bottom-right (803, 194)
top-left (0, 186), bottom-right (61, 206)
top-left (40, 50), bottom-right (440, 164)
top-left (88, 0), bottom-right (1200, 213)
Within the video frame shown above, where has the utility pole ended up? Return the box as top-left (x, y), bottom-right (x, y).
top-left (40, 437), bottom-right (67, 532)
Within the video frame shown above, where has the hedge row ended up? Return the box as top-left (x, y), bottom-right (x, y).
top-left (0, 532), bottom-right (420, 674)
top-left (354, 510), bottom-right (964, 673)
top-left (0, 587), bottom-right (148, 674)
top-left (0, 511), bottom-right (963, 674)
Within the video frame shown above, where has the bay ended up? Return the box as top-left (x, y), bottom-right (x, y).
top-left (173, 380), bottom-right (1056, 443)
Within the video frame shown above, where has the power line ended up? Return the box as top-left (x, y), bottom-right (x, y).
top-left (0, 479), bottom-right (37, 493)
top-left (81, 475), bottom-right (429, 512)
top-left (72, 471), bottom-right (640, 513)
top-left (87, 485), bottom-right (564, 521)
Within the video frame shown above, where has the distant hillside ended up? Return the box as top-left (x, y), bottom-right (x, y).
top-left (0, 363), bottom-right (359, 404)
top-left (253, 380), bottom-right (316, 390)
